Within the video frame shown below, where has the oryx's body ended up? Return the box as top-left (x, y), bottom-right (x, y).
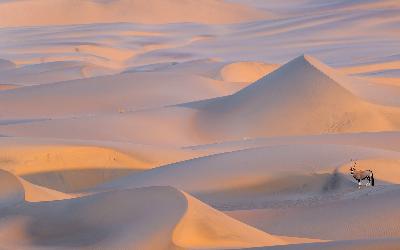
top-left (350, 161), bottom-right (374, 187)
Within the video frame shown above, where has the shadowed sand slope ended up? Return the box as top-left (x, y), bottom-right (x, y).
top-left (0, 0), bottom-right (266, 27)
top-left (0, 61), bottom-right (115, 87)
top-left (228, 186), bottom-right (400, 241)
top-left (0, 139), bottom-right (148, 193)
top-left (240, 238), bottom-right (400, 250)
top-left (0, 136), bottom-right (211, 192)
top-left (0, 71), bottom-right (237, 119)
top-left (189, 55), bottom-right (399, 140)
top-left (0, 58), bottom-right (16, 71)
top-left (0, 73), bottom-right (238, 118)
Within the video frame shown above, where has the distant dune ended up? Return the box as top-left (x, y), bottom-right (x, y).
top-left (0, 0), bottom-right (266, 27)
top-left (0, 71), bottom-right (239, 118)
top-left (218, 61), bottom-right (279, 83)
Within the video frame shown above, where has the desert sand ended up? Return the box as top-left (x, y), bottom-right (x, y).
top-left (0, 0), bottom-right (400, 249)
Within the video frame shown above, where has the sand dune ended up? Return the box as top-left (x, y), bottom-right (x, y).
top-left (0, 139), bottom-right (150, 175)
top-left (218, 61), bottom-right (279, 83)
top-left (1, 143), bottom-right (146, 193)
top-left (185, 131), bottom-right (400, 155)
top-left (0, 183), bottom-right (292, 249)
top-left (125, 58), bottom-right (276, 85)
top-left (0, 61), bottom-right (115, 86)
top-left (99, 144), bottom-right (400, 199)
top-left (0, 0), bottom-right (266, 27)
top-left (3, 55), bottom-right (399, 147)
top-left (95, 142), bottom-right (400, 244)
top-left (189, 55), bottom-right (399, 140)
top-left (341, 60), bottom-right (400, 76)
top-left (0, 136), bottom-right (210, 192)
top-left (228, 186), bottom-right (400, 241)
top-left (0, 107), bottom-right (201, 146)
top-left (0, 71), bottom-right (239, 119)
top-left (172, 191), bottom-right (289, 249)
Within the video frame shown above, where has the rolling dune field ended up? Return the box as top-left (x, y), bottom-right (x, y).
top-left (1, 0), bottom-right (400, 249)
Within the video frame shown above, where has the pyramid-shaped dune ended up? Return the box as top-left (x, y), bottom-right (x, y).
top-left (194, 55), bottom-right (398, 139)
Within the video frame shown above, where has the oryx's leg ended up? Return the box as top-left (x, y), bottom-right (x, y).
top-left (358, 180), bottom-right (361, 188)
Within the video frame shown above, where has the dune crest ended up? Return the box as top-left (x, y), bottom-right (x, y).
top-left (173, 191), bottom-right (287, 249)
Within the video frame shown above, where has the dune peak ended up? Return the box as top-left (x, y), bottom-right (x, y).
top-left (192, 54), bottom-right (397, 139)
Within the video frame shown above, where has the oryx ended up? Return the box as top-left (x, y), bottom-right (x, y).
top-left (350, 160), bottom-right (374, 187)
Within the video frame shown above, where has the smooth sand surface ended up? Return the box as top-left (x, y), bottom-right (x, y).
top-left (1, 0), bottom-right (400, 249)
